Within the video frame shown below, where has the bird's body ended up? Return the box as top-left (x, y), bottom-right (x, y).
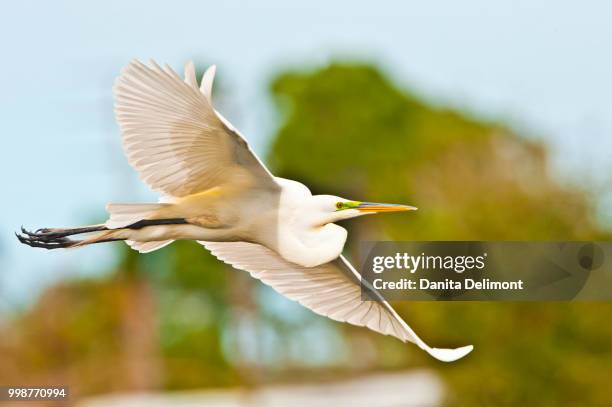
top-left (17, 60), bottom-right (473, 362)
top-left (109, 177), bottom-right (348, 267)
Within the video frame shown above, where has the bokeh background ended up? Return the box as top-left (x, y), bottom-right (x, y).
top-left (1, 1), bottom-right (612, 406)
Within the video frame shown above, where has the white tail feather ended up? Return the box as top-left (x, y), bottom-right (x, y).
top-left (126, 239), bottom-right (174, 253)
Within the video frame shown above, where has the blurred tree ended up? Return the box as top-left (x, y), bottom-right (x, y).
top-left (0, 242), bottom-right (241, 396)
top-left (268, 63), bottom-right (612, 406)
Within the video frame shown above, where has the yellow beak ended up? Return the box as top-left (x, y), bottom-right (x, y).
top-left (355, 202), bottom-right (418, 213)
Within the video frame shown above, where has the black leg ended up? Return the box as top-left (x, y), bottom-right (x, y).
top-left (16, 231), bottom-right (124, 250)
top-left (20, 224), bottom-right (108, 240)
top-left (17, 218), bottom-right (188, 250)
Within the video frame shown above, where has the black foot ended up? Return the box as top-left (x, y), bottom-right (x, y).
top-left (16, 227), bottom-right (78, 249)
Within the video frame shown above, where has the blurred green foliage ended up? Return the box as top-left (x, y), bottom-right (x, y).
top-left (1, 62), bottom-right (611, 405)
top-left (269, 63), bottom-right (612, 406)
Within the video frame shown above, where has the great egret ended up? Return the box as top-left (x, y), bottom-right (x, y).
top-left (17, 60), bottom-right (473, 362)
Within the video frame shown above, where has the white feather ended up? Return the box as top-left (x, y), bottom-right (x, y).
top-left (184, 60), bottom-right (198, 89)
top-left (126, 240), bottom-right (173, 253)
top-left (200, 65), bottom-right (216, 101)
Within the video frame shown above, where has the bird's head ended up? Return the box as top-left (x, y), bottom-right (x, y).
top-left (307, 195), bottom-right (417, 226)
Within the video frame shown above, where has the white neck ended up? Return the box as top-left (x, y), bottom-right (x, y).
top-left (261, 178), bottom-right (350, 267)
top-left (276, 223), bottom-right (348, 268)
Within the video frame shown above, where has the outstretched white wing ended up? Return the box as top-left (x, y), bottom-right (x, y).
top-left (114, 60), bottom-right (277, 198)
top-left (201, 241), bottom-right (473, 362)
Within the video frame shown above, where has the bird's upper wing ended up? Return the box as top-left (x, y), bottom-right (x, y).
top-left (113, 60), bottom-right (277, 198)
top-left (200, 241), bottom-right (473, 362)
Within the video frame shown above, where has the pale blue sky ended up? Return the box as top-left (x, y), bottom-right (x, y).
top-left (1, 0), bottom-right (611, 308)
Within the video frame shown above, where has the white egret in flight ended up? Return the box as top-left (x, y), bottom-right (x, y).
top-left (17, 60), bottom-right (473, 362)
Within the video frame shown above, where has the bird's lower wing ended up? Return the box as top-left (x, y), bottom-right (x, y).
top-left (200, 241), bottom-right (473, 362)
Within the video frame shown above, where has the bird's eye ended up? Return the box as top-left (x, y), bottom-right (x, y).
top-left (336, 202), bottom-right (343, 209)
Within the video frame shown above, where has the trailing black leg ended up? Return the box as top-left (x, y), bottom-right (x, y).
top-left (16, 224), bottom-right (109, 250)
top-left (20, 224), bottom-right (108, 240)
top-left (17, 218), bottom-right (189, 250)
